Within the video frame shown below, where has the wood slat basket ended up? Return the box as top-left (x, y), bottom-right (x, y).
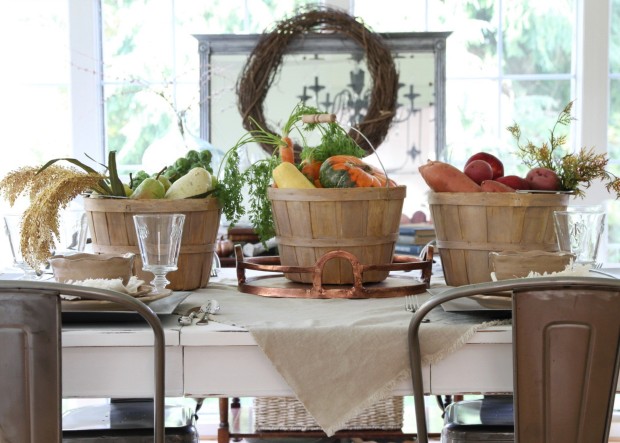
top-left (429, 191), bottom-right (569, 287)
top-left (83, 197), bottom-right (221, 291)
top-left (268, 186), bottom-right (406, 285)
top-left (253, 396), bottom-right (403, 431)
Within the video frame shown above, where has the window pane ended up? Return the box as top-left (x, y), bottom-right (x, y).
top-left (607, 79), bottom-right (620, 261)
top-left (437, 0), bottom-right (500, 78)
top-left (502, 79), bottom-right (573, 174)
top-left (0, 1), bottom-right (71, 179)
top-left (445, 79), bottom-right (501, 165)
top-left (502, 0), bottom-right (575, 75)
top-left (102, 0), bottom-right (315, 177)
top-left (353, 0), bottom-right (429, 32)
top-left (610, 0), bottom-right (620, 73)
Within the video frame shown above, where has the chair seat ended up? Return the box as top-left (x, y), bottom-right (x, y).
top-left (441, 397), bottom-right (514, 442)
top-left (62, 400), bottom-right (199, 442)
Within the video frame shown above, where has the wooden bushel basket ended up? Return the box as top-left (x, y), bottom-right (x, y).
top-left (268, 186), bottom-right (406, 285)
top-left (429, 191), bottom-right (569, 287)
top-left (83, 197), bottom-right (221, 291)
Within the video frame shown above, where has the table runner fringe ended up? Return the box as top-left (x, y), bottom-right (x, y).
top-left (423, 319), bottom-right (512, 366)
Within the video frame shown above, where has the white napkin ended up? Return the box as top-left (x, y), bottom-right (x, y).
top-left (491, 261), bottom-right (593, 281)
top-left (62, 276), bottom-right (147, 300)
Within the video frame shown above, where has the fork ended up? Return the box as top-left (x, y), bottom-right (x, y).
top-left (405, 294), bottom-right (430, 322)
top-left (405, 294), bottom-right (418, 313)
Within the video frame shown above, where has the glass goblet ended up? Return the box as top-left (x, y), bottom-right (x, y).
top-left (133, 213), bottom-right (185, 295)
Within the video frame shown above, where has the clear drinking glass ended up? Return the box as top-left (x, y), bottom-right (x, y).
top-left (54, 209), bottom-right (88, 256)
top-left (3, 214), bottom-right (44, 279)
top-left (553, 206), bottom-right (606, 266)
top-left (133, 213), bottom-right (185, 295)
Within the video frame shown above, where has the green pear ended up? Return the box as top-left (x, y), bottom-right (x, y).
top-left (123, 183), bottom-right (134, 197)
top-left (156, 175), bottom-right (172, 191)
top-left (130, 177), bottom-right (166, 199)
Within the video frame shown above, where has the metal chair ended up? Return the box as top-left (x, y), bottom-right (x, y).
top-left (0, 280), bottom-right (165, 443)
top-left (408, 276), bottom-right (620, 443)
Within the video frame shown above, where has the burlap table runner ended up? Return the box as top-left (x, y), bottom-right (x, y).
top-left (180, 280), bottom-right (508, 436)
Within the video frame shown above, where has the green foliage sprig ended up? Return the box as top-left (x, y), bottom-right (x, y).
top-left (507, 100), bottom-right (620, 198)
top-left (216, 103), bottom-right (362, 243)
top-left (216, 122), bottom-right (287, 242)
top-left (300, 123), bottom-right (366, 163)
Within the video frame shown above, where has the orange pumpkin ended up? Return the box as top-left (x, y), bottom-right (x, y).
top-left (318, 155), bottom-right (396, 188)
top-left (300, 159), bottom-right (323, 188)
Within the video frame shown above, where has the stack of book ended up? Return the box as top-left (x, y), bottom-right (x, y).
top-left (227, 226), bottom-right (260, 244)
top-left (394, 223), bottom-right (435, 256)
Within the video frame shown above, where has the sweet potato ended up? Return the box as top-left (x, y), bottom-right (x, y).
top-left (481, 179), bottom-right (515, 192)
top-left (419, 160), bottom-right (481, 192)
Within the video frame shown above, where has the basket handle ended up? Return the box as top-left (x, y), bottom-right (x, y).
top-left (311, 249), bottom-right (364, 292)
top-left (300, 114), bottom-right (394, 188)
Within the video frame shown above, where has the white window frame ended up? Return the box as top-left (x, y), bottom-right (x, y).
top-left (68, 0), bottom-right (104, 165)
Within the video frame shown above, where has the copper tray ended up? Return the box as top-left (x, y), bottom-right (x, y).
top-left (234, 245), bottom-right (433, 299)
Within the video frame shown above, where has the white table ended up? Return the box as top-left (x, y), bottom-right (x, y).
top-left (61, 268), bottom-right (514, 400)
top-left (62, 320), bottom-right (514, 397)
top-left (61, 306), bottom-right (513, 442)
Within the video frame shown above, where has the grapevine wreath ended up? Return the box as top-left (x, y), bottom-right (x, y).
top-left (236, 5), bottom-right (399, 158)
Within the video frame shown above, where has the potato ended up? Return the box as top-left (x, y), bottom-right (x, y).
top-left (419, 160), bottom-right (481, 192)
top-left (525, 167), bottom-right (561, 191)
top-left (496, 175), bottom-right (530, 190)
top-left (465, 152), bottom-right (504, 179)
top-left (464, 159), bottom-right (493, 185)
top-left (481, 179), bottom-right (515, 192)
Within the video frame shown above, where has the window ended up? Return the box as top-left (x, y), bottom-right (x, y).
top-left (354, 0), bottom-right (576, 173)
top-left (99, 0), bottom-right (315, 177)
top-left (0, 0), bottom-right (72, 193)
top-left (608, 0), bottom-right (620, 261)
top-left (1, 0), bottom-right (615, 263)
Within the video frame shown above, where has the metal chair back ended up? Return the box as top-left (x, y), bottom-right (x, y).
top-left (408, 276), bottom-right (620, 443)
top-left (0, 280), bottom-right (166, 443)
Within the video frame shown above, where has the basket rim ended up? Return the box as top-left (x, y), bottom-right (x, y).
top-left (268, 185), bottom-right (406, 201)
top-left (83, 195), bottom-right (221, 211)
top-left (428, 191), bottom-right (569, 206)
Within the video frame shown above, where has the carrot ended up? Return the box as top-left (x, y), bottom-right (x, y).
top-left (300, 159), bottom-right (322, 183)
top-left (280, 136), bottom-right (295, 164)
top-left (418, 160), bottom-right (481, 192)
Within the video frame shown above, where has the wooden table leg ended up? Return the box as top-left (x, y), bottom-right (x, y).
top-left (218, 397), bottom-right (230, 443)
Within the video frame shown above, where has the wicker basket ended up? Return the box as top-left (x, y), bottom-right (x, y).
top-left (83, 197), bottom-right (221, 291)
top-left (253, 396), bottom-right (403, 431)
top-left (429, 191), bottom-right (569, 287)
top-left (268, 186), bottom-right (406, 285)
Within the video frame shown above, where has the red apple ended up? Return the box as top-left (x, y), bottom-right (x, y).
top-left (496, 175), bottom-right (530, 191)
top-left (525, 167), bottom-right (561, 191)
top-left (463, 159), bottom-right (493, 185)
top-left (465, 152), bottom-right (504, 179)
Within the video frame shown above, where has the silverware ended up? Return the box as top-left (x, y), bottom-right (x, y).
top-left (405, 294), bottom-right (430, 322)
top-left (195, 301), bottom-right (212, 325)
top-left (177, 303), bottom-right (211, 326)
top-left (196, 299), bottom-right (220, 326)
top-left (405, 294), bottom-right (417, 313)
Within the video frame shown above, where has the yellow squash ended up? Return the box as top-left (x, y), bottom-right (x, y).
top-left (272, 162), bottom-right (315, 189)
